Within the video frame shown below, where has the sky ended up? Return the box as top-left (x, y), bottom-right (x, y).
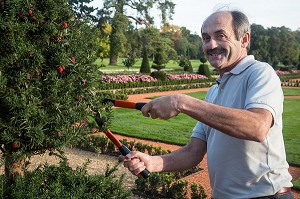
top-left (90, 0), bottom-right (300, 35)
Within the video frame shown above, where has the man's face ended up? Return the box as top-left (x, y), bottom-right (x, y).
top-left (201, 12), bottom-right (247, 74)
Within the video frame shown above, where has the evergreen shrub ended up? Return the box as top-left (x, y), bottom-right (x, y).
top-left (0, 160), bottom-right (131, 199)
top-left (150, 71), bottom-right (167, 81)
top-left (140, 48), bottom-right (151, 73)
top-left (198, 64), bottom-right (211, 78)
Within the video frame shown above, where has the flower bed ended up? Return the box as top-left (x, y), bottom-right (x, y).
top-left (98, 74), bottom-right (210, 91)
top-left (166, 74), bottom-right (207, 80)
top-left (275, 69), bottom-right (300, 76)
top-left (100, 74), bottom-right (157, 84)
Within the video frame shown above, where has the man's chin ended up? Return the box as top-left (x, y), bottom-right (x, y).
top-left (208, 60), bottom-right (223, 69)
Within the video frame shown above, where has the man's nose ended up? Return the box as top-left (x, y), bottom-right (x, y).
top-left (207, 38), bottom-right (218, 49)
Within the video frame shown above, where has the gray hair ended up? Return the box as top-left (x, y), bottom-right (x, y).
top-left (231, 11), bottom-right (251, 51)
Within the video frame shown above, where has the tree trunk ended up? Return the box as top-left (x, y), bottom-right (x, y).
top-left (109, 55), bottom-right (118, 66)
top-left (5, 154), bottom-right (25, 184)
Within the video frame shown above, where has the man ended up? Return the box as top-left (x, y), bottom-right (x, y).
top-left (119, 10), bottom-right (294, 198)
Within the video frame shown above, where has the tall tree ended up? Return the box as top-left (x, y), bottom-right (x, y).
top-left (69, 0), bottom-right (98, 21)
top-left (98, 0), bottom-right (175, 65)
top-left (108, 2), bottom-right (128, 65)
top-left (96, 23), bottom-right (112, 62)
top-left (188, 33), bottom-right (202, 59)
top-left (0, 0), bottom-right (108, 186)
top-left (249, 24), bottom-right (270, 63)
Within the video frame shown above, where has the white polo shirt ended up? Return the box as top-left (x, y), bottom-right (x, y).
top-left (192, 55), bottom-right (293, 198)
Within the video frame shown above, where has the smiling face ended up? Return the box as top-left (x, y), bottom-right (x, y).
top-left (201, 11), bottom-right (250, 76)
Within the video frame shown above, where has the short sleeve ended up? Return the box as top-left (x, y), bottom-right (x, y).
top-left (191, 121), bottom-right (207, 142)
top-left (245, 63), bottom-right (283, 117)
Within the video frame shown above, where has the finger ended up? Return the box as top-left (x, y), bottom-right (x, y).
top-left (123, 157), bottom-right (141, 168)
top-left (118, 155), bottom-right (126, 162)
top-left (129, 162), bottom-right (146, 176)
top-left (149, 111), bottom-right (158, 119)
top-left (141, 103), bottom-right (151, 117)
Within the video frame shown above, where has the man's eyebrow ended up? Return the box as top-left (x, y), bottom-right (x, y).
top-left (202, 29), bottom-right (226, 36)
top-left (215, 29), bottom-right (226, 34)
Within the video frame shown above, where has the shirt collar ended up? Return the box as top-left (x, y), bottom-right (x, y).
top-left (228, 55), bottom-right (255, 75)
top-left (216, 55), bottom-right (255, 84)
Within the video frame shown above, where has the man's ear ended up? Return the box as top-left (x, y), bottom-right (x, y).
top-left (241, 32), bottom-right (250, 48)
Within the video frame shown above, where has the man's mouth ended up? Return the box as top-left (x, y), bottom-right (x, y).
top-left (207, 48), bottom-right (225, 56)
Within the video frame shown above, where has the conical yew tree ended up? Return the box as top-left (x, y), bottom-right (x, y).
top-left (0, 0), bottom-right (107, 183)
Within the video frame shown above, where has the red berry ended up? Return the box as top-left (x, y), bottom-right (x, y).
top-left (57, 131), bottom-right (61, 137)
top-left (63, 22), bottom-right (68, 27)
top-left (28, 10), bottom-right (33, 15)
top-left (71, 57), bottom-right (75, 63)
top-left (12, 143), bottom-right (19, 149)
top-left (57, 66), bottom-right (64, 73)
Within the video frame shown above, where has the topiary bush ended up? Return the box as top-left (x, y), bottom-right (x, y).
top-left (199, 57), bottom-right (208, 64)
top-left (198, 64), bottom-right (211, 78)
top-left (178, 56), bottom-right (193, 73)
top-left (140, 48), bottom-right (151, 73)
top-left (150, 71), bottom-right (167, 81)
top-left (151, 47), bottom-right (167, 71)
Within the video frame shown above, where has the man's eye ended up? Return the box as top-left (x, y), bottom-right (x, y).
top-left (203, 37), bottom-right (210, 42)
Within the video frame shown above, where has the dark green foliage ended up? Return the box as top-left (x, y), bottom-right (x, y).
top-left (109, 11), bottom-right (129, 65)
top-left (0, 160), bottom-right (131, 199)
top-left (298, 54), bottom-right (300, 70)
top-left (77, 134), bottom-right (206, 198)
top-left (151, 64), bottom-right (166, 71)
top-left (166, 179), bottom-right (188, 198)
top-left (199, 57), bottom-right (208, 64)
top-left (178, 56), bottom-right (193, 72)
top-left (135, 172), bottom-right (188, 199)
top-left (140, 48), bottom-right (151, 73)
top-left (68, 0), bottom-right (98, 22)
top-left (150, 71), bottom-right (167, 81)
top-left (198, 64), bottom-right (211, 78)
top-left (249, 24), bottom-right (299, 65)
top-left (152, 47), bottom-right (168, 71)
top-left (273, 60), bottom-right (279, 69)
top-left (191, 183), bottom-right (207, 199)
top-left (101, 0), bottom-right (175, 64)
top-left (122, 56), bottom-right (136, 70)
top-left (0, 0), bottom-right (110, 184)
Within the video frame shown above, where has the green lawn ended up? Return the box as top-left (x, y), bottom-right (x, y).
top-left (94, 58), bottom-right (203, 71)
top-left (283, 87), bottom-right (300, 96)
top-left (110, 92), bottom-right (206, 145)
top-left (282, 98), bottom-right (300, 166)
top-left (110, 88), bottom-right (300, 166)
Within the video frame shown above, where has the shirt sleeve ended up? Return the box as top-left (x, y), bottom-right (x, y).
top-left (191, 121), bottom-right (207, 141)
top-left (245, 63), bottom-right (283, 117)
top-left (191, 84), bottom-right (219, 142)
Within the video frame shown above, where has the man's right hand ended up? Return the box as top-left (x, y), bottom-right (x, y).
top-left (119, 151), bottom-right (153, 176)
